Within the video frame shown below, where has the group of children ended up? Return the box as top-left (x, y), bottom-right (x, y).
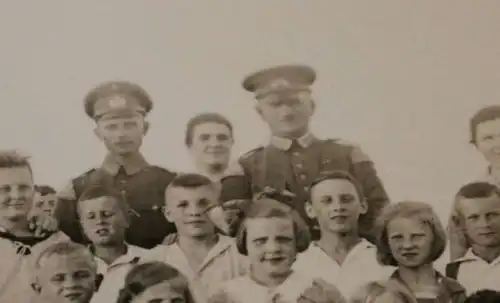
top-left (3, 105), bottom-right (500, 303)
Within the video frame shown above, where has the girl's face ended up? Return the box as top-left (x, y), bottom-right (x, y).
top-left (245, 217), bottom-right (297, 278)
top-left (387, 216), bottom-right (434, 268)
top-left (130, 281), bottom-right (186, 303)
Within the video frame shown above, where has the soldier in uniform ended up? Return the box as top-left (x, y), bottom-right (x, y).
top-left (220, 65), bottom-right (389, 241)
top-left (55, 81), bottom-right (176, 249)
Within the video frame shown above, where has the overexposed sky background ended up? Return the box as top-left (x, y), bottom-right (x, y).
top-left (1, 1), bottom-right (499, 221)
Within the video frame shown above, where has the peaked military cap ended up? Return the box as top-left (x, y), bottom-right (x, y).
top-left (242, 64), bottom-right (316, 100)
top-left (84, 81), bottom-right (153, 120)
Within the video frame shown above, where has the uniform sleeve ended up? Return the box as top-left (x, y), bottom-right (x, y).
top-left (54, 181), bottom-right (85, 244)
top-left (346, 143), bottom-right (390, 243)
top-left (220, 159), bottom-right (253, 203)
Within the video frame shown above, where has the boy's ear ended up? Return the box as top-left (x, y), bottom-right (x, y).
top-left (359, 199), bottom-right (368, 215)
top-left (163, 207), bottom-right (174, 223)
top-left (304, 202), bottom-right (316, 219)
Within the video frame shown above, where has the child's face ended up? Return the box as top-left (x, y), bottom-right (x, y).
top-left (78, 196), bottom-right (128, 246)
top-left (307, 178), bottom-right (367, 234)
top-left (387, 216), bottom-right (434, 268)
top-left (245, 217), bottom-right (296, 278)
top-left (165, 186), bottom-right (216, 238)
top-left (0, 166), bottom-right (34, 222)
top-left (475, 118), bottom-right (500, 166)
top-left (32, 192), bottom-right (57, 216)
top-left (459, 194), bottom-right (500, 248)
top-left (37, 253), bottom-right (96, 303)
top-left (130, 281), bottom-right (186, 303)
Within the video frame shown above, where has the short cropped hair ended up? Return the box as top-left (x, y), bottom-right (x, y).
top-left (350, 281), bottom-right (417, 303)
top-left (185, 112), bottom-right (233, 146)
top-left (77, 184), bottom-right (130, 219)
top-left (0, 150), bottom-right (33, 176)
top-left (236, 196), bottom-right (311, 255)
top-left (35, 185), bottom-right (56, 196)
top-left (465, 290), bottom-right (500, 303)
top-left (308, 170), bottom-right (364, 201)
top-left (165, 173), bottom-right (218, 204)
top-left (451, 182), bottom-right (500, 226)
top-left (32, 241), bottom-right (97, 274)
top-left (117, 261), bottom-right (195, 303)
top-left (469, 105), bottom-right (500, 144)
top-left (375, 201), bottom-right (446, 266)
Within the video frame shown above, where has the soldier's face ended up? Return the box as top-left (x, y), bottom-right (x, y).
top-left (37, 254), bottom-right (96, 303)
top-left (189, 122), bottom-right (233, 167)
top-left (78, 196), bottom-right (128, 246)
top-left (31, 192), bottom-right (57, 217)
top-left (165, 186), bottom-right (216, 238)
top-left (245, 217), bottom-right (296, 279)
top-left (129, 281), bottom-right (186, 303)
top-left (307, 179), bottom-right (367, 234)
top-left (95, 116), bottom-right (146, 156)
top-left (0, 166), bottom-right (34, 222)
top-left (256, 92), bottom-right (314, 138)
top-left (475, 118), bottom-right (500, 166)
top-left (387, 217), bottom-right (434, 269)
top-left (459, 195), bottom-right (500, 248)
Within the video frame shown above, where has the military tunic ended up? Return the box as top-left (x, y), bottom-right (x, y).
top-left (56, 153), bottom-right (176, 249)
top-left (221, 133), bottom-right (389, 241)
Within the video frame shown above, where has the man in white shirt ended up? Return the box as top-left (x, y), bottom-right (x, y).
top-left (76, 184), bottom-right (148, 303)
top-left (293, 171), bottom-right (394, 300)
top-left (446, 181), bottom-right (500, 295)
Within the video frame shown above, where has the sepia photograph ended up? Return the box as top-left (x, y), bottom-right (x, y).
top-left (0, 1), bottom-right (499, 302)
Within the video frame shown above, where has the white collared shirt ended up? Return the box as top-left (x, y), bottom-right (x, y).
top-left (89, 244), bottom-right (148, 303)
top-left (217, 271), bottom-right (316, 303)
top-left (144, 235), bottom-right (247, 303)
top-left (292, 239), bottom-right (394, 300)
top-left (454, 249), bottom-right (500, 295)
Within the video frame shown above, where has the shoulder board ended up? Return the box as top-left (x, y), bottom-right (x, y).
top-left (328, 138), bottom-right (371, 163)
top-left (240, 146), bottom-right (264, 160)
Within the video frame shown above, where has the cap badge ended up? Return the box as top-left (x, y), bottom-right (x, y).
top-left (108, 96), bottom-right (127, 109)
top-left (267, 78), bottom-right (291, 90)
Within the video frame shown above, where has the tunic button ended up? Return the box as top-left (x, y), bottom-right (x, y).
top-left (292, 152), bottom-right (300, 157)
top-left (296, 163), bottom-right (303, 169)
top-left (299, 174), bottom-right (306, 180)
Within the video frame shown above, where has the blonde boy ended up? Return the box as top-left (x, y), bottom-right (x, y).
top-left (0, 151), bottom-right (68, 302)
top-left (145, 173), bottom-right (247, 303)
top-left (76, 184), bottom-right (149, 303)
top-left (31, 241), bottom-right (98, 303)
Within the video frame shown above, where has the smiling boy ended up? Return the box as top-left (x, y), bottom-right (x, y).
top-left (76, 184), bottom-right (148, 303)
